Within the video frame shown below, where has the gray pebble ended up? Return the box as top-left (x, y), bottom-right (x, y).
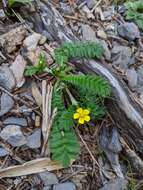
top-left (126, 68), bottom-right (138, 89)
top-left (39, 171), bottom-right (58, 186)
top-left (3, 117), bottom-right (27, 127)
top-left (118, 22), bottom-right (140, 41)
top-left (0, 93), bottom-right (14, 117)
top-left (0, 147), bottom-right (9, 157)
top-left (86, 0), bottom-right (97, 9)
top-left (111, 44), bottom-right (132, 70)
top-left (102, 6), bottom-right (116, 21)
top-left (60, 3), bottom-right (74, 15)
top-left (100, 39), bottom-right (111, 61)
top-left (26, 129), bottom-right (41, 149)
top-left (0, 66), bottom-right (15, 91)
top-left (0, 9), bottom-right (5, 19)
top-left (137, 65), bottom-right (143, 87)
top-left (43, 186), bottom-right (51, 190)
top-left (0, 125), bottom-right (27, 147)
top-left (53, 182), bottom-right (76, 190)
top-left (81, 24), bottom-right (111, 60)
top-left (99, 178), bottom-right (128, 190)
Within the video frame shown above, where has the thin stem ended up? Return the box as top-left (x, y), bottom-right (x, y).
top-left (66, 88), bottom-right (78, 106)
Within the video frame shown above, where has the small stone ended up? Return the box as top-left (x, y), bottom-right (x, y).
top-left (0, 125), bottom-right (27, 147)
top-left (81, 24), bottom-right (111, 60)
top-left (23, 33), bottom-right (42, 51)
top-left (126, 68), bottom-right (138, 89)
top-left (43, 186), bottom-right (51, 190)
top-left (100, 40), bottom-right (111, 61)
top-left (3, 117), bottom-right (27, 127)
top-left (82, 24), bottom-right (97, 42)
top-left (102, 6), bottom-right (116, 21)
top-left (39, 171), bottom-right (58, 186)
top-left (118, 22), bottom-right (140, 41)
top-left (105, 23), bottom-right (118, 35)
top-left (137, 65), bottom-right (143, 86)
top-left (0, 93), bottom-right (14, 117)
top-left (53, 182), bottom-right (76, 190)
top-left (97, 29), bottom-right (107, 39)
top-left (0, 147), bottom-right (9, 157)
top-left (99, 178), bottom-right (128, 190)
top-left (111, 44), bottom-right (132, 70)
top-left (60, 3), bottom-right (74, 15)
top-left (108, 127), bottom-right (122, 153)
top-left (18, 105), bottom-right (32, 115)
top-left (26, 129), bottom-right (41, 149)
top-left (10, 55), bottom-right (27, 88)
top-left (86, 0), bottom-right (97, 9)
top-left (0, 9), bottom-right (5, 19)
top-left (0, 66), bottom-right (15, 91)
top-left (0, 26), bottom-right (27, 53)
top-left (81, 5), bottom-right (95, 19)
top-left (39, 35), bottom-right (47, 45)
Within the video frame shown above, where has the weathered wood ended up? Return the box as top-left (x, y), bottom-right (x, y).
top-left (75, 60), bottom-right (143, 153)
top-left (21, 1), bottom-right (143, 154)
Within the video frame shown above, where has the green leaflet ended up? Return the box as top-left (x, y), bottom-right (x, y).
top-left (25, 53), bottom-right (47, 76)
top-left (61, 74), bottom-right (111, 98)
top-left (49, 86), bottom-right (80, 167)
top-left (50, 113), bottom-right (80, 167)
top-left (125, 1), bottom-right (143, 30)
top-left (54, 42), bottom-right (104, 67)
top-left (8, 0), bottom-right (33, 7)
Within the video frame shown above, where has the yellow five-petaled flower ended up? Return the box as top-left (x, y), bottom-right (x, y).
top-left (73, 108), bottom-right (90, 124)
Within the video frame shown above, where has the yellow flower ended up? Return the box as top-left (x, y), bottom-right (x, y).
top-left (73, 107), bottom-right (90, 124)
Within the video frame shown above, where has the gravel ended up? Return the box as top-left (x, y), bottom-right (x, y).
top-left (0, 66), bottom-right (15, 91)
top-left (0, 147), bottom-right (9, 157)
top-left (26, 129), bottom-right (41, 149)
top-left (0, 125), bottom-right (27, 147)
top-left (117, 22), bottom-right (140, 41)
top-left (3, 117), bottom-right (27, 127)
top-left (0, 93), bottom-right (14, 117)
top-left (126, 68), bottom-right (138, 89)
top-left (39, 171), bottom-right (58, 186)
top-left (53, 182), bottom-right (76, 190)
top-left (99, 178), bottom-right (128, 190)
top-left (111, 44), bottom-right (132, 70)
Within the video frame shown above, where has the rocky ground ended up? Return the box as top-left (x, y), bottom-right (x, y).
top-left (0, 0), bottom-right (143, 190)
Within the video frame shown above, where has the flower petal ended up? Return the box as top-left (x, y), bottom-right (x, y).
top-left (73, 113), bottom-right (80, 119)
top-left (83, 109), bottom-right (90, 115)
top-left (76, 108), bottom-right (83, 114)
top-left (84, 116), bottom-right (90, 122)
top-left (78, 118), bottom-right (85, 124)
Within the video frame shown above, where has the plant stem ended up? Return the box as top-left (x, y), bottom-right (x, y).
top-left (66, 88), bottom-right (78, 106)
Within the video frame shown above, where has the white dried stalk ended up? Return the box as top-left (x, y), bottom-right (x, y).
top-left (42, 80), bottom-right (48, 140)
top-left (41, 83), bottom-right (55, 156)
top-left (0, 158), bottom-right (63, 179)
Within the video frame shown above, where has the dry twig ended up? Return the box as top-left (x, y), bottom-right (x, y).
top-left (41, 82), bottom-right (56, 156)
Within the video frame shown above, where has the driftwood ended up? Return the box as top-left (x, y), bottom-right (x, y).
top-left (20, 0), bottom-right (143, 154)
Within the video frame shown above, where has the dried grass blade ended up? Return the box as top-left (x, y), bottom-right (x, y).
top-left (0, 158), bottom-right (63, 179)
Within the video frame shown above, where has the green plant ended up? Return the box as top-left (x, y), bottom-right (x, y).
top-left (50, 87), bottom-right (80, 166)
top-left (127, 180), bottom-right (136, 190)
top-left (125, 0), bottom-right (143, 30)
top-left (25, 42), bottom-right (111, 167)
top-left (61, 75), bottom-right (111, 98)
top-left (54, 42), bottom-right (104, 68)
top-left (8, 0), bottom-right (33, 7)
top-left (25, 53), bottom-right (47, 76)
